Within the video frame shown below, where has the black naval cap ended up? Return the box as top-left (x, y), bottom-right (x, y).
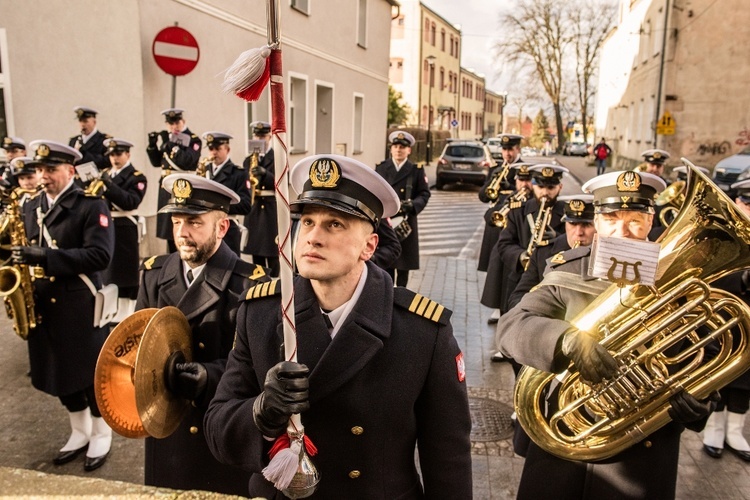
top-left (250, 121), bottom-right (271, 136)
top-left (559, 194), bottom-right (595, 223)
top-left (672, 165), bottom-right (709, 181)
top-left (641, 148), bottom-right (670, 165)
top-left (103, 138), bottom-right (133, 155)
top-left (290, 154), bottom-right (400, 228)
top-left (10, 157), bottom-right (36, 177)
top-left (582, 171), bottom-right (666, 214)
top-left (512, 163), bottom-right (534, 180)
top-left (74, 106), bottom-right (98, 120)
top-left (160, 174), bottom-right (240, 215)
top-left (28, 140), bottom-right (83, 167)
top-left (497, 133), bottom-right (523, 149)
top-left (202, 131), bottom-right (233, 149)
top-left (389, 130), bottom-right (416, 148)
top-left (529, 164), bottom-right (568, 187)
top-left (2, 137), bottom-right (26, 151)
top-left (161, 108), bottom-right (185, 124)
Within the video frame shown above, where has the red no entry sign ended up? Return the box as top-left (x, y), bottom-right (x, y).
top-left (152, 26), bottom-right (200, 76)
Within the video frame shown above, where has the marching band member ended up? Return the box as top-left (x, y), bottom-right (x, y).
top-left (205, 154), bottom-right (471, 499)
top-left (136, 175), bottom-right (268, 494)
top-left (68, 107), bottom-right (110, 169)
top-left (497, 171), bottom-right (717, 499)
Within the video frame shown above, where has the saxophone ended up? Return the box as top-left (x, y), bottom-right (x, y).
top-left (491, 188), bottom-right (529, 227)
top-left (0, 187), bottom-right (40, 339)
top-left (196, 155), bottom-right (214, 178)
top-left (485, 161), bottom-right (510, 201)
top-left (524, 196), bottom-right (553, 270)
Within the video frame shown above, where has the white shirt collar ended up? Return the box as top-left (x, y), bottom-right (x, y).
top-left (81, 129), bottom-right (98, 144)
top-left (323, 264), bottom-right (368, 339)
top-left (47, 178), bottom-right (76, 207)
top-left (110, 162), bottom-right (131, 178)
top-left (394, 158), bottom-right (408, 170)
top-left (211, 158), bottom-right (230, 177)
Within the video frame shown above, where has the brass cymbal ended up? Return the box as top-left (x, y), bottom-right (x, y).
top-left (135, 306), bottom-right (192, 439)
top-left (94, 308), bottom-right (158, 438)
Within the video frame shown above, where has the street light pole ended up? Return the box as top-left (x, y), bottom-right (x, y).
top-left (426, 55), bottom-right (436, 164)
top-left (499, 91), bottom-right (508, 135)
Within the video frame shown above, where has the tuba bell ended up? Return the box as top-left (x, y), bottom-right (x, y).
top-left (515, 161), bottom-right (750, 462)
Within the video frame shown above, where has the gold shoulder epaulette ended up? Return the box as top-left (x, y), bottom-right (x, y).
top-left (245, 279), bottom-right (280, 300)
top-left (133, 170), bottom-right (144, 177)
top-left (550, 251), bottom-right (566, 265)
top-left (393, 288), bottom-right (451, 325)
top-left (140, 254), bottom-right (168, 271)
top-left (417, 163), bottom-right (424, 169)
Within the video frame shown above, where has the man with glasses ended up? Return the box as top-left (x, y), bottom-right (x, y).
top-left (201, 132), bottom-right (252, 256)
top-left (99, 138), bottom-right (148, 322)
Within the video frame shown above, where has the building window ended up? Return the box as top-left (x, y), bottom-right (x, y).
top-left (424, 18), bottom-right (430, 41)
top-left (0, 29), bottom-right (11, 139)
top-left (454, 38), bottom-right (460, 58)
top-left (357, 0), bottom-right (367, 48)
top-left (449, 35), bottom-right (454, 56)
top-left (289, 75), bottom-right (307, 153)
top-left (392, 14), bottom-right (405, 38)
top-left (439, 67), bottom-right (445, 89)
top-left (353, 93), bottom-right (364, 153)
top-left (423, 59), bottom-right (429, 85)
top-left (431, 22), bottom-right (436, 46)
top-left (390, 58), bottom-right (404, 83)
top-left (441, 29), bottom-right (446, 51)
top-left (291, 0), bottom-right (309, 15)
top-left (246, 86), bottom-right (270, 153)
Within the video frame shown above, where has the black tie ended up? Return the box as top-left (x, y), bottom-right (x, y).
top-left (187, 269), bottom-right (194, 285)
top-left (323, 313), bottom-right (333, 331)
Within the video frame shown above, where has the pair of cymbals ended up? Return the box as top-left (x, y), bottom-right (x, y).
top-left (94, 306), bottom-right (192, 439)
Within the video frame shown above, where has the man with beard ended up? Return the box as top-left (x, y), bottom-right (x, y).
top-left (99, 139), bottom-right (147, 322)
top-left (68, 107), bottom-right (110, 169)
top-left (146, 108), bottom-right (201, 252)
top-left (487, 164), bottom-right (567, 362)
top-left (204, 154), bottom-right (471, 499)
top-left (375, 131), bottom-right (431, 287)
top-left (136, 175), bottom-right (268, 495)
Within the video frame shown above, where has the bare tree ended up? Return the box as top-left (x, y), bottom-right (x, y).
top-left (569, 1), bottom-right (617, 143)
top-left (496, 0), bottom-right (570, 151)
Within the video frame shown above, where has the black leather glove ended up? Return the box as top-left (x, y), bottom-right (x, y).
top-left (560, 329), bottom-right (618, 384)
top-left (11, 246), bottom-right (47, 266)
top-left (159, 130), bottom-right (170, 144)
top-left (401, 199), bottom-right (415, 215)
top-left (166, 361), bottom-right (208, 400)
top-left (253, 361), bottom-right (310, 437)
top-left (668, 390), bottom-right (720, 426)
top-left (148, 132), bottom-right (159, 148)
top-left (100, 170), bottom-right (112, 186)
top-left (542, 228), bottom-right (557, 242)
top-left (251, 165), bottom-right (267, 178)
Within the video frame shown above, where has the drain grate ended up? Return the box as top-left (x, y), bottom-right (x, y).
top-left (469, 397), bottom-right (514, 442)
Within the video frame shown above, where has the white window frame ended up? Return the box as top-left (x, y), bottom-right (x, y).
top-left (245, 87), bottom-right (271, 155)
top-left (289, 72), bottom-right (309, 154)
top-left (357, 0), bottom-right (368, 48)
top-left (352, 92), bottom-right (365, 154)
top-left (291, 0), bottom-right (310, 15)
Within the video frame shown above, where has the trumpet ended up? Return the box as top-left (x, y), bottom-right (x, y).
top-left (524, 196), bottom-right (552, 270)
top-left (485, 162), bottom-right (510, 201)
top-left (490, 187), bottom-right (529, 227)
top-left (196, 155), bottom-right (215, 178)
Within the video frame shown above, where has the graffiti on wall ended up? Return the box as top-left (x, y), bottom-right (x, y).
top-left (697, 141), bottom-right (732, 156)
top-left (737, 128), bottom-right (750, 147)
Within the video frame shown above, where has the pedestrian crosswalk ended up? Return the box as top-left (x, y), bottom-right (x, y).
top-left (416, 188), bottom-right (486, 258)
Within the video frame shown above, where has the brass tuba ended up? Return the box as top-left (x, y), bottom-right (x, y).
top-left (515, 162), bottom-right (750, 462)
top-left (0, 187), bottom-right (40, 339)
top-left (655, 180), bottom-right (685, 226)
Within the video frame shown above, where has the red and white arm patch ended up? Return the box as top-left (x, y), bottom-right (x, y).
top-left (193, 143), bottom-right (200, 151)
top-left (137, 182), bottom-right (146, 191)
top-left (455, 352), bottom-right (466, 382)
top-left (99, 213), bottom-right (110, 228)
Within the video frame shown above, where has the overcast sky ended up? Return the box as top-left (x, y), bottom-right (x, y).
top-left (422, 0), bottom-right (508, 93)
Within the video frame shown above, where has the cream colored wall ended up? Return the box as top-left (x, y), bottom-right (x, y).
top-left (458, 69), bottom-right (484, 140)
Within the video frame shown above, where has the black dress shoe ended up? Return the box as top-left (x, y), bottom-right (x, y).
top-left (490, 351), bottom-right (509, 363)
top-left (84, 452), bottom-right (109, 472)
top-left (53, 445), bottom-right (88, 465)
top-left (725, 443), bottom-right (750, 462)
top-left (703, 445), bottom-right (723, 458)
top-left (487, 317), bottom-right (499, 325)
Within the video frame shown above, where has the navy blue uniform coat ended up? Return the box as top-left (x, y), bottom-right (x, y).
top-left (204, 262), bottom-right (472, 499)
top-left (136, 242), bottom-right (267, 495)
top-left (209, 159), bottom-right (252, 256)
top-left (23, 186), bottom-right (114, 397)
top-left (243, 149), bottom-right (278, 256)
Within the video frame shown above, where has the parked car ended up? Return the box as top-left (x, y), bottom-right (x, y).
top-left (563, 142), bottom-right (589, 156)
top-left (713, 145), bottom-right (750, 194)
top-left (521, 146), bottom-right (541, 157)
top-left (435, 140), bottom-right (494, 190)
top-left (485, 137), bottom-right (504, 160)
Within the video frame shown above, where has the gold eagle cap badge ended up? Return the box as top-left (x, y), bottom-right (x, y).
top-left (206, 134), bottom-right (214, 143)
top-left (617, 171), bottom-right (641, 192)
top-left (542, 166), bottom-right (554, 178)
top-left (3, 137), bottom-right (10, 146)
top-left (76, 108), bottom-right (85, 119)
top-left (309, 158), bottom-right (341, 188)
top-left (653, 151), bottom-right (662, 159)
top-left (501, 136), bottom-right (509, 143)
top-left (37, 144), bottom-right (50, 158)
top-left (569, 199), bottom-right (585, 215)
top-left (172, 178), bottom-right (192, 203)
top-left (519, 165), bottom-right (529, 175)
top-left (109, 140), bottom-right (118, 148)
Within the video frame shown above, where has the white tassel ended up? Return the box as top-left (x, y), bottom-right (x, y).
top-left (262, 438), bottom-right (302, 490)
top-left (222, 46), bottom-right (271, 95)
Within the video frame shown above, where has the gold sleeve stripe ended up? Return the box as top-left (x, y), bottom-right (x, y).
top-left (409, 293), bottom-right (423, 312)
top-left (269, 279), bottom-right (278, 295)
top-left (407, 293), bottom-right (444, 322)
top-left (246, 279), bottom-right (280, 300)
top-left (431, 304), bottom-right (445, 321)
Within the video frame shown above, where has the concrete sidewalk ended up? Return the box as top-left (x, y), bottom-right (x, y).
top-left (1, 255), bottom-right (750, 498)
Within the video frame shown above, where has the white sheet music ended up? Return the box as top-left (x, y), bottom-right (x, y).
top-left (589, 235), bottom-right (660, 286)
top-left (75, 162), bottom-right (99, 182)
